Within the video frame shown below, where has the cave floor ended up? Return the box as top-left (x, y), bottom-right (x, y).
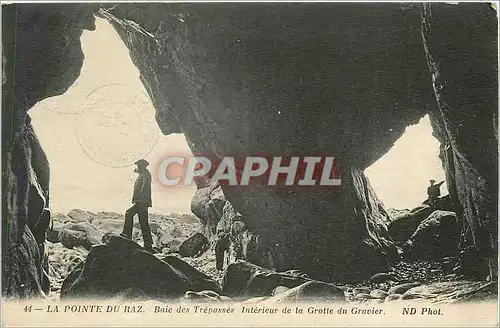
top-left (47, 245), bottom-right (497, 304)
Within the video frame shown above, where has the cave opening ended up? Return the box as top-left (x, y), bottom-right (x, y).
top-left (29, 17), bottom-right (197, 217)
top-left (365, 114), bottom-right (448, 213)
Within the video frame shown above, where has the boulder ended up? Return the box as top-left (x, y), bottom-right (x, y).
top-left (178, 232), bottom-right (210, 258)
top-left (61, 233), bottom-right (222, 300)
top-left (222, 260), bottom-right (314, 298)
top-left (266, 280), bottom-right (345, 303)
top-left (272, 286), bottom-right (290, 296)
top-left (370, 289), bottom-right (389, 299)
top-left (403, 210), bottom-right (460, 260)
top-left (67, 209), bottom-right (97, 223)
top-left (58, 222), bottom-right (104, 250)
top-left (161, 255), bottom-right (222, 293)
top-left (47, 220), bottom-right (64, 243)
top-left (133, 221), bottom-right (161, 236)
top-left (52, 213), bottom-right (74, 224)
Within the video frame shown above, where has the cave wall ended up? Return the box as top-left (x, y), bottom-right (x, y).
top-left (2, 3), bottom-right (98, 297)
top-left (105, 3), bottom-right (439, 281)
top-left (2, 2), bottom-right (497, 296)
top-left (421, 3), bottom-right (498, 277)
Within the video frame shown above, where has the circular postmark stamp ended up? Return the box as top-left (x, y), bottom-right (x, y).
top-left (74, 84), bottom-right (160, 168)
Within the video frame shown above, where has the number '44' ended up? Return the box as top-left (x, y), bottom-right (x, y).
top-left (23, 305), bottom-right (32, 312)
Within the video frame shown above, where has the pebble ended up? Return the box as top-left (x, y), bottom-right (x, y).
top-left (353, 293), bottom-right (375, 301)
top-left (370, 289), bottom-right (389, 299)
top-left (369, 272), bottom-right (397, 283)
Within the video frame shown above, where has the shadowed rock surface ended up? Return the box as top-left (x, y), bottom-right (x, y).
top-left (2, 3), bottom-right (497, 297)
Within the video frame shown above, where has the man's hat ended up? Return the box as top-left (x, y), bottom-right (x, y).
top-left (429, 179), bottom-right (436, 184)
top-left (135, 159), bottom-right (149, 167)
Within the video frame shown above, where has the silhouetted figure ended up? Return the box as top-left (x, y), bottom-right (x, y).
top-left (427, 179), bottom-right (444, 206)
top-left (122, 159), bottom-right (154, 252)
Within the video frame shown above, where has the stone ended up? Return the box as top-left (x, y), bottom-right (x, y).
top-left (353, 293), bottom-right (376, 302)
top-left (388, 205), bottom-right (435, 243)
top-left (400, 280), bottom-right (497, 303)
top-left (185, 290), bottom-right (222, 303)
top-left (352, 287), bottom-right (372, 296)
top-left (3, 2), bottom-right (497, 297)
top-left (388, 282), bottom-right (421, 295)
top-left (61, 233), bottom-right (221, 300)
top-left (369, 272), bottom-right (398, 283)
top-left (384, 294), bottom-right (402, 302)
top-left (222, 261), bottom-right (311, 298)
top-left (134, 221), bottom-right (161, 236)
top-left (47, 220), bottom-right (64, 243)
top-left (272, 286), bottom-right (290, 296)
top-left (52, 213), bottom-right (74, 224)
top-left (107, 3), bottom-right (444, 281)
top-left (99, 219), bottom-right (124, 234)
top-left (191, 183), bottom-right (226, 233)
top-left (178, 232), bottom-right (210, 258)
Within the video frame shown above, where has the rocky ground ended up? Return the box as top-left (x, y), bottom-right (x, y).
top-left (46, 208), bottom-right (497, 305)
top-left (46, 209), bottom-right (206, 299)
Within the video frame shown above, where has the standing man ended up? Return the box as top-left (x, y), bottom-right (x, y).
top-left (121, 159), bottom-right (154, 252)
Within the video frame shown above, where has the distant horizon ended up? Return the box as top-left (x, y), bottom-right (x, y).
top-left (30, 17), bottom-right (447, 216)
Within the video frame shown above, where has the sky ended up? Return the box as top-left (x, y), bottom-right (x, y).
top-left (30, 17), bottom-right (447, 215)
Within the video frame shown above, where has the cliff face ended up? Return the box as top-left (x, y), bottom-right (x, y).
top-left (2, 3), bottom-right (497, 295)
top-left (2, 3), bottom-right (98, 297)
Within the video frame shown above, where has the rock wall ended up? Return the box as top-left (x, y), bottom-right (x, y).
top-left (422, 3), bottom-right (498, 278)
top-left (2, 3), bottom-right (98, 297)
